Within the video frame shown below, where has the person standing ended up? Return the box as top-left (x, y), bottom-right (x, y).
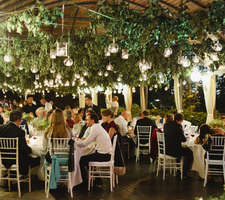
top-left (83, 95), bottom-right (101, 120)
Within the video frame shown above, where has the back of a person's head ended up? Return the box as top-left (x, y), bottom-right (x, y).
top-left (0, 115), bottom-right (4, 124)
top-left (85, 94), bottom-right (92, 100)
top-left (142, 110), bottom-right (150, 117)
top-left (112, 96), bottom-right (118, 101)
top-left (174, 113), bottom-right (184, 122)
top-left (89, 113), bottom-right (99, 123)
top-left (10, 110), bottom-right (22, 122)
top-left (102, 109), bottom-right (114, 118)
top-left (166, 114), bottom-right (174, 123)
top-left (199, 124), bottom-right (213, 137)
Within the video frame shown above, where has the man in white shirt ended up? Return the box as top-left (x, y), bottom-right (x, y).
top-left (40, 97), bottom-right (52, 113)
top-left (114, 110), bottom-right (130, 136)
top-left (76, 113), bottom-right (112, 183)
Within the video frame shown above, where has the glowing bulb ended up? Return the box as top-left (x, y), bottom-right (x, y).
top-left (4, 54), bottom-right (12, 62)
top-left (122, 49), bottom-right (129, 59)
top-left (192, 55), bottom-right (199, 63)
top-left (64, 57), bottom-right (73, 66)
top-left (164, 48), bottom-right (172, 58)
top-left (108, 39), bottom-right (119, 53)
top-left (104, 71), bottom-right (109, 77)
top-left (106, 63), bottom-right (113, 71)
top-left (50, 68), bottom-right (56, 73)
top-left (212, 41), bottom-right (222, 52)
top-left (31, 66), bottom-right (38, 73)
top-left (19, 64), bottom-right (24, 70)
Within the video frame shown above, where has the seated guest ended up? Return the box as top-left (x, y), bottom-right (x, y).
top-left (22, 95), bottom-right (37, 117)
top-left (164, 113), bottom-right (193, 178)
top-left (39, 97), bottom-right (52, 113)
top-left (72, 114), bottom-right (84, 137)
top-left (114, 110), bottom-right (131, 136)
top-left (42, 109), bottom-right (72, 155)
top-left (76, 113), bottom-right (112, 183)
top-left (195, 124), bottom-right (225, 151)
top-left (0, 110), bottom-right (40, 175)
top-left (65, 110), bottom-right (75, 129)
top-left (134, 110), bottom-right (157, 135)
top-left (32, 107), bottom-right (47, 129)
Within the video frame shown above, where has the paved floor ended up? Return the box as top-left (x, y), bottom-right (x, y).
top-left (0, 158), bottom-right (224, 200)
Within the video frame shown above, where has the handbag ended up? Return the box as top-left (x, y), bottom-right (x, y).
top-left (45, 151), bottom-right (52, 164)
top-left (114, 140), bottom-right (126, 176)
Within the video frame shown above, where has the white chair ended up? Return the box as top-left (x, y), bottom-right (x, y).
top-left (45, 138), bottom-right (73, 198)
top-left (136, 126), bottom-right (152, 163)
top-left (156, 132), bottom-right (183, 180)
top-left (88, 135), bottom-right (118, 192)
top-left (0, 138), bottom-right (31, 198)
top-left (204, 136), bottom-right (225, 187)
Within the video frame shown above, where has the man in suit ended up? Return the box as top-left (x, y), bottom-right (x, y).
top-left (0, 110), bottom-right (40, 175)
top-left (134, 110), bottom-right (157, 135)
top-left (164, 113), bottom-right (193, 178)
top-left (83, 95), bottom-right (101, 120)
top-left (22, 95), bottom-right (37, 117)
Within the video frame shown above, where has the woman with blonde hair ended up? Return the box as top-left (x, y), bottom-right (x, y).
top-left (42, 109), bottom-right (72, 154)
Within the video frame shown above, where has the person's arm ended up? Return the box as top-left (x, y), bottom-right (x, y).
top-left (178, 125), bottom-right (186, 142)
top-left (76, 126), bottom-right (97, 147)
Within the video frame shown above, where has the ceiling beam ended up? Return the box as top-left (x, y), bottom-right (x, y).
top-left (158, 0), bottom-right (179, 10)
top-left (71, 7), bottom-right (79, 34)
top-left (188, 0), bottom-right (208, 9)
top-left (64, 16), bottom-right (91, 21)
top-left (44, 1), bottom-right (97, 8)
top-left (125, 0), bottom-right (146, 9)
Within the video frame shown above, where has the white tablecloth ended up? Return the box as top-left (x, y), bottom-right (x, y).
top-left (183, 135), bottom-right (205, 179)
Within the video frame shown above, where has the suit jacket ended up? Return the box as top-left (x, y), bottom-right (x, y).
top-left (0, 122), bottom-right (32, 174)
top-left (22, 104), bottom-right (37, 117)
top-left (164, 121), bottom-right (186, 158)
top-left (83, 104), bottom-right (101, 120)
top-left (134, 117), bottom-right (157, 135)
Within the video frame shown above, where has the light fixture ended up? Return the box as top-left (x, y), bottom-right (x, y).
top-left (5, 72), bottom-right (11, 77)
top-left (190, 71), bottom-right (201, 82)
top-left (163, 47), bottom-right (173, 58)
top-left (56, 73), bottom-right (62, 80)
top-left (31, 65), bottom-right (38, 73)
top-left (149, 87), bottom-right (153, 91)
top-left (122, 49), bottom-right (129, 59)
top-left (4, 54), bottom-right (12, 63)
top-left (108, 39), bottom-right (119, 53)
top-left (64, 56), bottom-right (73, 66)
top-left (210, 53), bottom-right (219, 61)
top-left (105, 49), bottom-right (111, 57)
top-left (212, 41), bottom-right (222, 52)
top-left (203, 54), bottom-right (213, 67)
top-left (83, 71), bottom-right (88, 76)
top-left (179, 56), bottom-right (191, 67)
top-left (65, 80), bottom-right (70, 86)
top-left (50, 68), bottom-right (56, 73)
top-left (192, 55), bottom-right (200, 63)
top-left (35, 74), bottom-right (39, 80)
top-left (106, 63), bottom-right (113, 71)
top-left (56, 42), bottom-right (68, 57)
top-left (138, 59), bottom-right (152, 73)
top-left (117, 76), bottom-right (122, 82)
top-left (98, 71), bottom-right (103, 76)
top-left (132, 87), bottom-right (136, 93)
top-left (50, 49), bottom-right (57, 59)
top-left (104, 71), bottom-right (109, 77)
top-left (18, 64), bottom-right (24, 70)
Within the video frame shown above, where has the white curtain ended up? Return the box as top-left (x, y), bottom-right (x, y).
top-left (105, 88), bottom-right (112, 109)
top-left (173, 75), bottom-right (183, 113)
top-left (203, 75), bottom-right (216, 123)
top-left (91, 88), bottom-right (98, 105)
top-left (79, 92), bottom-right (85, 108)
top-left (140, 86), bottom-right (146, 111)
top-left (122, 85), bottom-right (132, 111)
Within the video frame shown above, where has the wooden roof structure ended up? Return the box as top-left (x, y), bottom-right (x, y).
top-left (0, 0), bottom-right (214, 36)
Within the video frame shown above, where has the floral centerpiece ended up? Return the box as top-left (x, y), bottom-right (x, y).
top-left (22, 113), bottom-right (34, 123)
top-left (34, 119), bottom-right (50, 131)
top-left (208, 119), bottom-right (225, 131)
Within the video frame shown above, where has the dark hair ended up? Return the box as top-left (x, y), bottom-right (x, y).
top-left (10, 110), bottom-right (22, 122)
top-left (85, 94), bottom-right (92, 100)
top-left (174, 113), bottom-right (184, 121)
top-left (89, 113), bottom-right (99, 123)
top-left (199, 124), bottom-right (214, 139)
top-left (102, 109), bottom-right (114, 118)
top-left (142, 110), bottom-right (150, 117)
top-left (26, 95), bottom-right (33, 99)
top-left (166, 114), bottom-right (174, 123)
top-left (78, 108), bottom-right (84, 114)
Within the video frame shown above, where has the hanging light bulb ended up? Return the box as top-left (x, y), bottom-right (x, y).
top-left (18, 64), bottom-right (24, 70)
top-left (64, 56), bottom-right (73, 66)
top-left (31, 65), bottom-right (39, 73)
top-left (132, 87), bottom-right (136, 93)
top-left (44, 79), bottom-right (49, 86)
top-left (105, 48), bottom-right (111, 57)
top-left (75, 74), bottom-right (80, 79)
top-left (5, 72), bottom-right (11, 77)
top-left (108, 39), bottom-right (119, 53)
top-left (117, 76), bottom-right (122, 82)
top-left (212, 41), bottom-right (222, 52)
top-left (98, 71), bottom-right (103, 76)
top-left (154, 84), bottom-right (158, 89)
top-left (65, 80), bottom-right (70, 86)
top-left (203, 54), bottom-right (213, 67)
top-left (149, 87), bottom-right (153, 91)
top-left (50, 49), bottom-right (57, 59)
top-left (4, 54), bottom-right (12, 63)
top-left (192, 55), bottom-right (200, 63)
top-left (164, 87), bottom-right (168, 91)
top-left (183, 80), bottom-right (187, 85)
top-left (35, 74), bottom-right (39, 80)
top-left (122, 49), bottom-right (129, 59)
top-left (210, 53), bottom-right (219, 61)
top-left (83, 71), bottom-right (88, 76)
top-left (180, 56), bottom-right (191, 67)
top-left (56, 73), bottom-right (62, 80)
top-left (106, 63), bottom-right (113, 71)
top-left (50, 68), bottom-right (56, 73)
top-left (138, 59), bottom-right (152, 73)
top-left (163, 47), bottom-right (173, 58)
top-left (104, 71), bottom-right (109, 77)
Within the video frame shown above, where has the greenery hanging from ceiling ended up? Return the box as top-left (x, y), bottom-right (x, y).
top-left (0, 0), bottom-right (224, 95)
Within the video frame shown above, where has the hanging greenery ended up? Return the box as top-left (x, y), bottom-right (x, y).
top-left (0, 0), bottom-right (224, 95)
